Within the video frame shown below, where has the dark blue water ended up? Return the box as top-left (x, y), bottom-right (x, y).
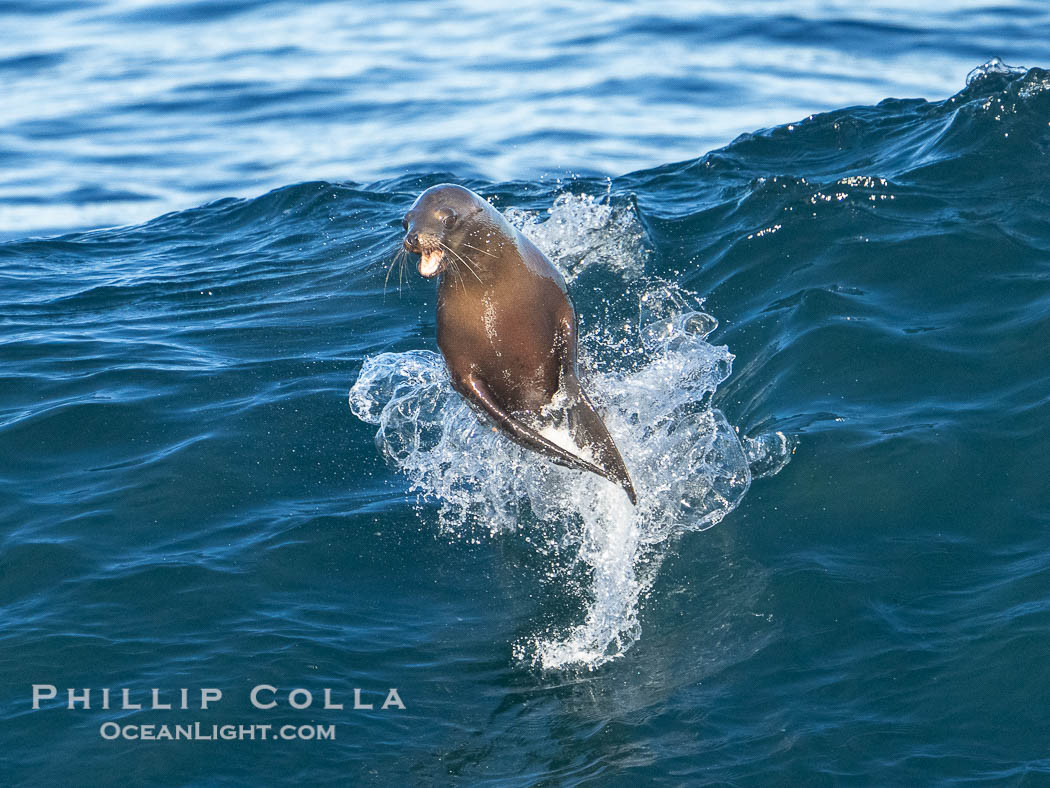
top-left (4, 1), bottom-right (1050, 784)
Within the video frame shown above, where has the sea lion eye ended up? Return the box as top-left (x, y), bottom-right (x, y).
top-left (402, 217), bottom-right (409, 230)
top-left (442, 213), bottom-right (457, 229)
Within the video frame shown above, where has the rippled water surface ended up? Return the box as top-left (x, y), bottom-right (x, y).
top-left (3, 0), bottom-right (1050, 784)
top-left (4, 0), bottom-right (1050, 235)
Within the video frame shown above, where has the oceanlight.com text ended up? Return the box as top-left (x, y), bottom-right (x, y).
top-left (99, 722), bottom-right (336, 741)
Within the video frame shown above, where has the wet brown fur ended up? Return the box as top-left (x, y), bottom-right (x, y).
top-left (402, 184), bottom-right (637, 504)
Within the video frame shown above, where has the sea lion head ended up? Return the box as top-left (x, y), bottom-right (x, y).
top-left (402, 184), bottom-right (487, 278)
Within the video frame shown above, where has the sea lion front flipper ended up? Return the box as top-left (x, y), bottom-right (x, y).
top-left (457, 374), bottom-right (612, 482)
top-left (563, 381), bottom-right (638, 505)
top-left (556, 317), bottom-right (638, 505)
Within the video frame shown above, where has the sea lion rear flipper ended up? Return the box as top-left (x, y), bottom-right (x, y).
top-left (563, 380), bottom-right (638, 505)
top-left (459, 374), bottom-right (613, 483)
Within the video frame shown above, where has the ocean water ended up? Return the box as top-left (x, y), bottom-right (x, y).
top-left (3, 0), bottom-right (1050, 785)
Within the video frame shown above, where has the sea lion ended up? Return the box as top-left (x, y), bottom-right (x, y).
top-left (401, 184), bottom-right (637, 504)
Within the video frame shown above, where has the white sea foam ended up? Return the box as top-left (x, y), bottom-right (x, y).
top-left (349, 193), bottom-right (792, 669)
top-left (504, 190), bottom-right (649, 282)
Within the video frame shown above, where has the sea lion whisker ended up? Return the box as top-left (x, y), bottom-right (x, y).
top-left (435, 239), bottom-right (468, 268)
top-left (457, 251), bottom-right (485, 279)
top-left (443, 242), bottom-right (483, 282)
top-left (452, 258), bottom-right (471, 289)
top-left (459, 242), bottom-right (498, 258)
top-left (448, 256), bottom-right (467, 288)
top-left (438, 240), bottom-right (482, 283)
top-left (445, 254), bottom-right (466, 287)
top-left (398, 247), bottom-right (409, 295)
top-left (384, 246), bottom-right (405, 296)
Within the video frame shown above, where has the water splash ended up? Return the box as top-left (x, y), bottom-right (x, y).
top-left (965, 57), bottom-right (1026, 87)
top-left (503, 190), bottom-right (649, 282)
top-left (350, 195), bottom-right (791, 669)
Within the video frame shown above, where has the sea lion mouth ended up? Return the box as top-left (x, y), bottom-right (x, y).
top-left (418, 248), bottom-right (446, 277)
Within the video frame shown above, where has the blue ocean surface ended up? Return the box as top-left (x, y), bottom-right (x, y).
top-left (3, 0), bottom-right (1050, 785)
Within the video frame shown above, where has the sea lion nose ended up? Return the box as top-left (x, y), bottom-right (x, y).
top-left (404, 232), bottom-right (419, 252)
